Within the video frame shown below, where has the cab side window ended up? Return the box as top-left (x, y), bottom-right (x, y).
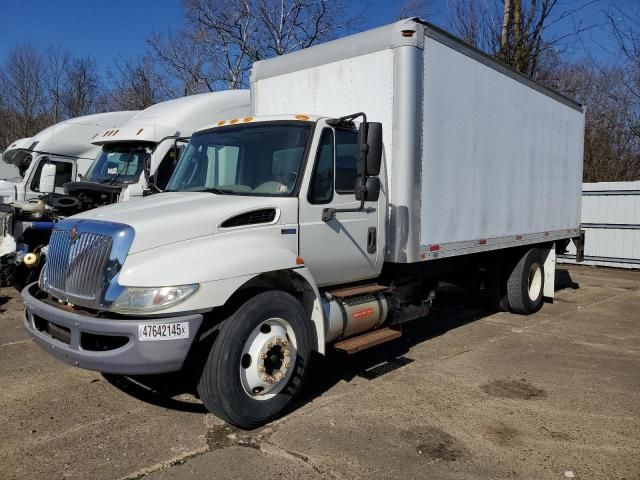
top-left (308, 129), bottom-right (334, 204)
top-left (334, 129), bottom-right (359, 194)
top-left (30, 160), bottom-right (74, 192)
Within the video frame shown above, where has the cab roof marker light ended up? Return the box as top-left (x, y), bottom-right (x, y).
top-left (243, 117), bottom-right (253, 122)
top-left (217, 120), bottom-right (226, 126)
top-left (230, 118), bottom-right (239, 124)
top-left (295, 114), bottom-right (310, 120)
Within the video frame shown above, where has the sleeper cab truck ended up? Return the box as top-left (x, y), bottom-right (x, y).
top-left (0, 112), bottom-right (139, 285)
top-left (22, 19), bottom-right (585, 428)
top-left (1, 91), bottom-right (250, 288)
top-left (0, 112), bottom-right (139, 204)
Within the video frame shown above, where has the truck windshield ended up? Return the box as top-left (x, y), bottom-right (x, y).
top-left (165, 122), bottom-right (311, 196)
top-left (85, 143), bottom-right (154, 185)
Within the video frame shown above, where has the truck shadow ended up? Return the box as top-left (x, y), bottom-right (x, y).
top-left (0, 295), bottom-right (12, 313)
top-left (103, 271), bottom-right (579, 418)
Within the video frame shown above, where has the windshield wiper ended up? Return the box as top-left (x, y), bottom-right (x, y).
top-left (197, 187), bottom-right (233, 195)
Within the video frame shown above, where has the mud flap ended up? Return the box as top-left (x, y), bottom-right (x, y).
top-left (543, 244), bottom-right (556, 301)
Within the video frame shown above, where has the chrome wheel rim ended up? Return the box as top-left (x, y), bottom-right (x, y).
top-left (239, 318), bottom-right (297, 400)
top-left (528, 263), bottom-right (542, 301)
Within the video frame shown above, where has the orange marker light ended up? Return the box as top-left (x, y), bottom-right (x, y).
top-left (295, 114), bottom-right (310, 121)
top-left (296, 256), bottom-right (305, 265)
top-left (230, 118), bottom-right (239, 124)
top-left (217, 120), bottom-right (226, 126)
top-left (243, 117), bottom-right (253, 123)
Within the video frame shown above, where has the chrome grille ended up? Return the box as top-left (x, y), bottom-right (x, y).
top-left (44, 229), bottom-right (113, 302)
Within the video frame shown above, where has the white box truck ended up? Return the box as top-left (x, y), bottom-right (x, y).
top-left (22, 20), bottom-right (585, 428)
top-left (2, 91), bottom-right (249, 287)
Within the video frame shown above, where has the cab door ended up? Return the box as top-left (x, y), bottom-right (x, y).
top-left (298, 123), bottom-right (381, 287)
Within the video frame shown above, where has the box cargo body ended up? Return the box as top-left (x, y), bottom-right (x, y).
top-left (252, 20), bottom-right (585, 263)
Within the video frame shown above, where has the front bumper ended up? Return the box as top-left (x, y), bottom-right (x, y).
top-left (22, 283), bottom-right (203, 375)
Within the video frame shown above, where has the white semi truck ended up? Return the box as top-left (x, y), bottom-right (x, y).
top-left (23, 20), bottom-right (585, 428)
top-left (0, 112), bottom-right (138, 204)
top-left (2, 91), bottom-right (249, 287)
top-left (0, 112), bottom-right (138, 285)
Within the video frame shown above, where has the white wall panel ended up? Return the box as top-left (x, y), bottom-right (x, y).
top-left (561, 181), bottom-right (640, 269)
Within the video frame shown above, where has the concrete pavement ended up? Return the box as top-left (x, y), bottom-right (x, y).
top-left (1, 265), bottom-right (638, 480)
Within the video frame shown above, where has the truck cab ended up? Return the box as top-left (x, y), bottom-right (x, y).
top-left (59, 90), bottom-right (251, 210)
top-left (0, 112), bottom-right (138, 204)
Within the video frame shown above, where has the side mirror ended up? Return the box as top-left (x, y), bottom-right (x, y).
top-left (356, 176), bottom-right (380, 202)
top-left (39, 163), bottom-right (57, 194)
top-left (357, 122), bottom-right (383, 177)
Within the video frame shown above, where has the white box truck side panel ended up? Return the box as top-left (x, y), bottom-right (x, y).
top-left (420, 35), bottom-right (584, 257)
top-left (252, 48), bottom-right (396, 187)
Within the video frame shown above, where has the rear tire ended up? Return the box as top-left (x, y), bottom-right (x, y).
top-left (197, 291), bottom-right (313, 429)
top-left (507, 248), bottom-right (545, 315)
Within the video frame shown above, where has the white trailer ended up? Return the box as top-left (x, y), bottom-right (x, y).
top-left (0, 111), bottom-right (138, 203)
top-left (22, 19), bottom-right (585, 428)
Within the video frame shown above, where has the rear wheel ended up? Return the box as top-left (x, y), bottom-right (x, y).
top-left (197, 291), bottom-right (313, 429)
top-left (507, 248), bottom-right (545, 315)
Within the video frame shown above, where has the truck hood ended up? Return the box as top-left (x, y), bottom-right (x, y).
top-left (72, 192), bottom-right (297, 254)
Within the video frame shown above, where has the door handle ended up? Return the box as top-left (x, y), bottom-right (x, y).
top-left (367, 227), bottom-right (377, 254)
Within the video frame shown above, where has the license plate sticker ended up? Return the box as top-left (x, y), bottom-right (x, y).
top-left (138, 322), bottom-right (189, 341)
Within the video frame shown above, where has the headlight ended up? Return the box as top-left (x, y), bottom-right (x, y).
top-left (111, 284), bottom-right (199, 313)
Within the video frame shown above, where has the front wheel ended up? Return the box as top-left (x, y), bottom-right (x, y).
top-left (197, 291), bottom-right (313, 429)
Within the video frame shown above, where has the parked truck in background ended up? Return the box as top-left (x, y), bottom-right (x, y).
top-left (2, 91), bottom-right (250, 287)
top-left (22, 19), bottom-right (585, 428)
top-left (0, 111), bottom-right (138, 285)
top-left (0, 111), bottom-right (138, 204)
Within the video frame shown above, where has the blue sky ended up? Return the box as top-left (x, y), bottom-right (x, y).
top-left (0, 0), bottom-right (622, 78)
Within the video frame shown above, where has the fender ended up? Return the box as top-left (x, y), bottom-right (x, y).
top-left (117, 231), bottom-right (327, 352)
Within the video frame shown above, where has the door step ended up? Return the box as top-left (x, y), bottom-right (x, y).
top-left (327, 283), bottom-right (388, 299)
top-left (334, 328), bottom-right (402, 354)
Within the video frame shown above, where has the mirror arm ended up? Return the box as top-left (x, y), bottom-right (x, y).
top-left (322, 205), bottom-right (376, 222)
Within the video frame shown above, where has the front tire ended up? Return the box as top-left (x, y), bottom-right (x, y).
top-left (507, 248), bottom-right (545, 315)
top-left (197, 291), bottom-right (313, 429)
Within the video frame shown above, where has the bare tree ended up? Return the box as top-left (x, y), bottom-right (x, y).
top-left (448, 0), bottom-right (602, 79)
top-left (608, 5), bottom-right (640, 140)
top-left (150, 0), bottom-right (362, 90)
top-left (550, 62), bottom-right (640, 182)
top-left (61, 57), bottom-right (101, 118)
top-left (0, 44), bottom-right (49, 140)
top-left (396, 0), bottom-right (432, 20)
top-left (45, 47), bottom-right (70, 124)
top-left (106, 54), bottom-right (173, 110)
